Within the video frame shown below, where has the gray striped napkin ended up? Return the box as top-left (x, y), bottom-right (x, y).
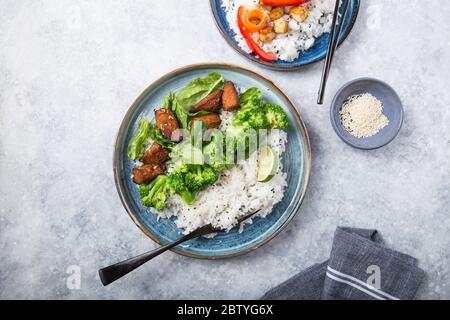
top-left (261, 227), bottom-right (425, 300)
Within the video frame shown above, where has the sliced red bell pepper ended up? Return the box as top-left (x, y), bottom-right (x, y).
top-left (260, 0), bottom-right (310, 6)
top-left (237, 6), bottom-right (277, 63)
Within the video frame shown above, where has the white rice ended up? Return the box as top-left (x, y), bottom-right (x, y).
top-left (158, 129), bottom-right (288, 234)
top-left (221, 0), bottom-right (335, 62)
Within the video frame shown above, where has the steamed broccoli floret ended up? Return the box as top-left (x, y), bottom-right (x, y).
top-left (139, 175), bottom-right (170, 211)
top-left (167, 164), bottom-right (220, 201)
top-left (232, 88), bottom-right (289, 130)
top-left (167, 166), bottom-right (195, 205)
top-left (232, 99), bottom-right (268, 129)
top-left (239, 87), bottom-right (262, 105)
top-left (184, 165), bottom-right (220, 192)
top-left (266, 103), bottom-right (289, 129)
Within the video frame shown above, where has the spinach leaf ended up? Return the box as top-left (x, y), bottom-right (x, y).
top-left (162, 91), bottom-right (190, 129)
top-left (176, 72), bottom-right (225, 111)
top-left (162, 91), bottom-right (213, 129)
top-left (162, 91), bottom-right (176, 109)
top-left (127, 119), bottom-right (151, 160)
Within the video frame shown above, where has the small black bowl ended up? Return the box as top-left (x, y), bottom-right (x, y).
top-left (330, 78), bottom-right (404, 150)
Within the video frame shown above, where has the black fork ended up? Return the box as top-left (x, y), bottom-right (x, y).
top-left (98, 210), bottom-right (260, 286)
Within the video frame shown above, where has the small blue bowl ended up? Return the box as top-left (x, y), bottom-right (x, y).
top-left (210, 0), bottom-right (360, 70)
top-left (330, 78), bottom-right (404, 150)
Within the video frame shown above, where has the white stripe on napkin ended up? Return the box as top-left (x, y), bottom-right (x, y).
top-left (325, 272), bottom-right (386, 300)
top-left (327, 266), bottom-right (400, 300)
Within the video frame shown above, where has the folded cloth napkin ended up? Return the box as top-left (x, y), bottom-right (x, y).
top-left (261, 227), bottom-right (426, 300)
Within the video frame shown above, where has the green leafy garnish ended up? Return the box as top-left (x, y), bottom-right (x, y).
top-left (163, 91), bottom-right (189, 129)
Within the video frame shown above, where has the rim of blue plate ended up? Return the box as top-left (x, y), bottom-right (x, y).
top-left (209, 0), bottom-right (361, 71)
top-left (330, 77), bottom-right (404, 150)
top-left (113, 63), bottom-right (312, 259)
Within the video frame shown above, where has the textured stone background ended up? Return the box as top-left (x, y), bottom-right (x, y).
top-left (0, 0), bottom-right (448, 299)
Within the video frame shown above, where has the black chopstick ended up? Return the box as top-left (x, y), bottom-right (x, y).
top-left (317, 0), bottom-right (351, 105)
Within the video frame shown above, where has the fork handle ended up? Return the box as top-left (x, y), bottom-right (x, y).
top-left (98, 232), bottom-right (198, 286)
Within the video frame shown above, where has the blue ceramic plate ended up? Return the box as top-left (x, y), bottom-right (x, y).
top-left (114, 64), bottom-right (311, 259)
top-left (210, 0), bottom-right (360, 70)
top-left (330, 78), bottom-right (404, 150)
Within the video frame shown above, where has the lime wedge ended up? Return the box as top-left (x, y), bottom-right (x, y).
top-left (257, 145), bottom-right (278, 182)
